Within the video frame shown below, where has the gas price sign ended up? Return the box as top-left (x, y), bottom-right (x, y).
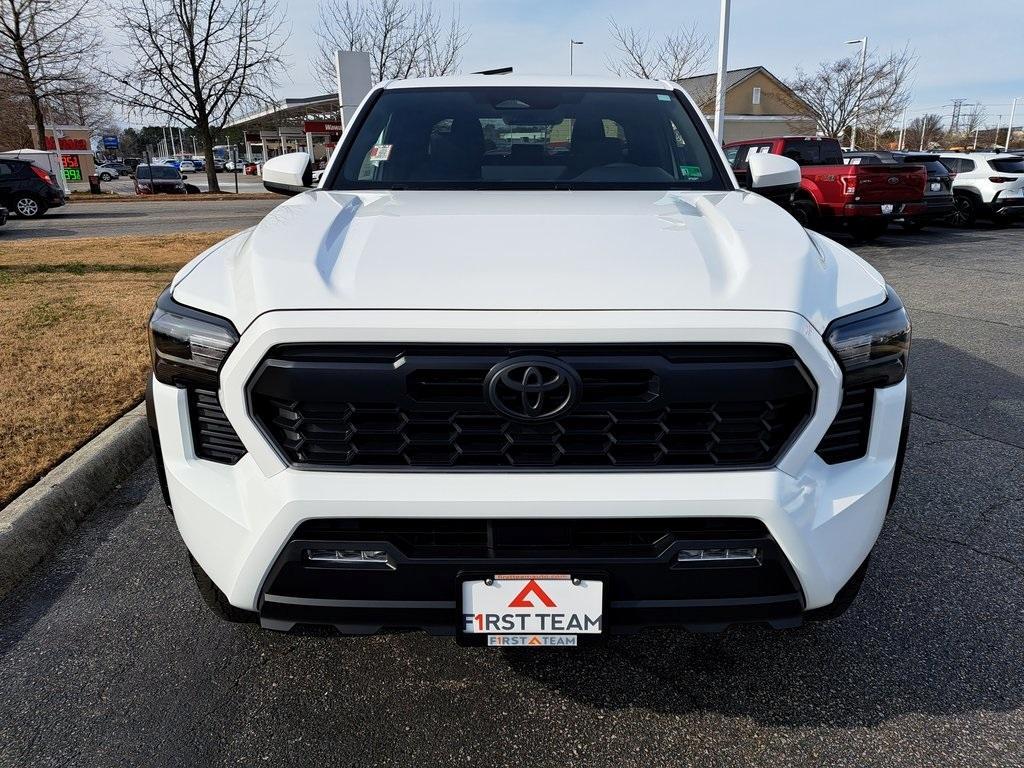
top-left (61, 155), bottom-right (82, 181)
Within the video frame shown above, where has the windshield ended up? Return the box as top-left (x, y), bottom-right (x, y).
top-left (331, 87), bottom-right (727, 190)
top-left (137, 165), bottom-right (181, 180)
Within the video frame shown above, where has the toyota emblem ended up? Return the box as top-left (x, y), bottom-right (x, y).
top-left (485, 357), bottom-right (580, 421)
top-left (887, 176), bottom-right (900, 185)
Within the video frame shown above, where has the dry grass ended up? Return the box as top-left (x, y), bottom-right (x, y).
top-left (0, 232), bottom-right (232, 507)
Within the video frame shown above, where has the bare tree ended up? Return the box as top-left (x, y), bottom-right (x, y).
top-left (782, 46), bottom-right (917, 146)
top-left (0, 73), bottom-right (33, 150)
top-left (905, 113), bottom-right (946, 151)
top-left (0, 0), bottom-right (103, 149)
top-left (606, 18), bottom-right (712, 83)
top-left (105, 0), bottom-right (288, 191)
top-left (313, 0), bottom-right (468, 88)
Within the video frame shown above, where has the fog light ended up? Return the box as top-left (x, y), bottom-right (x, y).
top-left (306, 548), bottom-right (391, 564)
top-left (677, 547), bottom-right (760, 562)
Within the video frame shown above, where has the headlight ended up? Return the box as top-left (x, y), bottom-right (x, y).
top-left (149, 287), bottom-right (238, 386)
top-left (824, 285), bottom-right (911, 387)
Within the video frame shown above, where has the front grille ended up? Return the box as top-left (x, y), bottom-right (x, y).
top-left (188, 388), bottom-right (246, 464)
top-left (815, 387), bottom-right (873, 464)
top-left (249, 344), bottom-right (815, 470)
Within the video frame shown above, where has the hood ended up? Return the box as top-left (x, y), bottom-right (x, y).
top-left (173, 189), bottom-right (885, 332)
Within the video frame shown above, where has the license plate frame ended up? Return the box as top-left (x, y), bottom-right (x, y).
top-left (455, 570), bottom-right (609, 647)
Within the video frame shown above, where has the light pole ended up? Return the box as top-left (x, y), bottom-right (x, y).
top-left (1007, 97), bottom-right (1019, 152)
top-left (994, 115), bottom-right (1003, 149)
top-left (712, 0), bottom-right (731, 144)
top-left (569, 40), bottom-right (583, 75)
top-left (897, 108), bottom-right (907, 151)
top-left (846, 37), bottom-right (867, 150)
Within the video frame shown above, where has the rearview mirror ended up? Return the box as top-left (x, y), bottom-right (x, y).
top-left (746, 153), bottom-right (801, 197)
top-left (263, 152), bottom-right (313, 196)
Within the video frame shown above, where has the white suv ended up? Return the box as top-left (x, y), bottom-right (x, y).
top-left (146, 76), bottom-right (911, 645)
top-left (939, 152), bottom-right (1024, 226)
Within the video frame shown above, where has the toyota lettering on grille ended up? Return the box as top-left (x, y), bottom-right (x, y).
top-left (485, 357), bottom-right (581, 421)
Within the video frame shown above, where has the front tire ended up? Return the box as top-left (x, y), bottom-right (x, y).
top-left (13, 194), bottom-right (46, 218)
top-left (99, 172), bottom-right (113, 181)
top-left (947, 195), bottom-right (976, 227)
top-left (189, 555), bottom-right (258, 624)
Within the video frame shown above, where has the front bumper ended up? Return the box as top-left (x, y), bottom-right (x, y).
top-left (151, 309), bottom-right (908, 633)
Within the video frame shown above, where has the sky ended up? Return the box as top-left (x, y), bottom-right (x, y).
top-left (276, 0), bottom-right (1024, 130)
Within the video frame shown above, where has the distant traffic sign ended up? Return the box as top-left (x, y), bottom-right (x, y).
top-left (102, 135), bottom-right (119, 149)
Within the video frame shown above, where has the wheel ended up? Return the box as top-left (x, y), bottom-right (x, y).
top-left (189, 555), bottom-right (258, 623)
top-left (790, 198), bottom-right (819, 229)
top-left (13, 194), bottom-right (46, 218)
top-left (900, 218), bottom-right (924, 232)
top-left (947, 195), bottom-right (976, 227)
top-left (847, 219), bottom-right (888, 242)
top-left (804, 555), bottom-right (871, 622)
top-left (99, 172), bottom-right (113, 181)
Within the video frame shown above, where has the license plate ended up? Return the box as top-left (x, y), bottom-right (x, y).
top-left (881, 204), bottom-right (894, 215)
top-left (462, 574), bottom-right (603, 637)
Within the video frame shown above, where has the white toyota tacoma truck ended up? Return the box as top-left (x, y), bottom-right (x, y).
top-left (147, 75), bottom-right (911, 646)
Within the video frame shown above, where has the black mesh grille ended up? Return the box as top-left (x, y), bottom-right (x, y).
top-left (189, 388), bottom-right (246, 464)
top-left (815, 387), bottom-right (873, 464)
top-left (249, 344), bottom-right (816, 471)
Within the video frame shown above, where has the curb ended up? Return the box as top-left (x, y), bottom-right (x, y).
top-left (0, 403), bottom-right (152, 598)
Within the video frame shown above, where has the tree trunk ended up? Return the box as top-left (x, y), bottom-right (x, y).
top-left (200, 124), bottom-right (220, 193)
top-left (29, 94), bottom-right (46, 150)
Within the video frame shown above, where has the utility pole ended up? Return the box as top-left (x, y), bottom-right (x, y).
top-left (1007, 97), bottom-right (1019, 152)
top-left (994, 115), bottom-right (1003, 149)
top-left (974, 125), bottom-right (980, 150)
top-left (897, 108), bottom-right (907, 151)
top-left (846, 36), bottom-right (867, 150)
top-left (569, 40), bottom-right (583, 75)
top-left (919, 117), bottom-right (926, 151)
top-left (712, 0), bottom-right (731, 144)
top-left (161, 126), bottom-right (168, 156)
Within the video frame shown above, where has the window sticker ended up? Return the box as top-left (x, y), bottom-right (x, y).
top-left (678, 164), bottom-right (703, 180)
top-left (369, 144), bottom-right (393, 162)
top-left (657, 94), bottom-right (671, 101)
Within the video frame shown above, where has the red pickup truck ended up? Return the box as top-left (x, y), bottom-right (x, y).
top-left (725, 136), bottom-right (927, 240)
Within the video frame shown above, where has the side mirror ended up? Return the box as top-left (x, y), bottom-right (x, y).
top-left (263, 152), bottom-right (313, 196)
top-left (181, 174), bottom-right (188, 180)
top-left (746, 153), bottom-right (801, 197)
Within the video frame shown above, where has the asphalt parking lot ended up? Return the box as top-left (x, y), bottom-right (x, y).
top-left (1, 223), bottom-right (1022, 767)
top-left (0, 197), bottom-right (278, 240)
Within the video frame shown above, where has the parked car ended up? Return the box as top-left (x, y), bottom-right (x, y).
top-left (134, 164), bottom-right (187, 194)
top-left (0, 204), bottom-right (8, 228)
top-left (162, 158), bottom-right (181, 170)
top-left (0, 157), bottom-right (67, 217)
top-left (844, 151), bottom-right (954, 231)
top-left (99, 161), bottom-right (134, 178)
top-left (725, 136), bottom-right (927, 240)
top-left (95, 163), bottom-right (121, 182)
top-left (190, 157), bottom-right (206, 171)
top-left (243, 161), bottom-right (260, 175)
top-left (148, 76), bottom-right (911, 641)
top-left (178, 160), bottom-right (197, 173)
top-left (938, 153), bottom-right (1024, 226)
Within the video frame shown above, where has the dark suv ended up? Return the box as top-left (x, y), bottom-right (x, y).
top-left (843, 151), bottom-right (954, 230)
top-left (0, 158), bottom-right (67, 218)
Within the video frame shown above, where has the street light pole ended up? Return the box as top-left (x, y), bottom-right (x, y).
top-left (712, 0), bottom-right (731, 144)
top-left (846, 37), bottom-right (867, 151)
top-left (1007, 97), bottom-right (1019, 152)
top-left (569, 40), bottom-right (583, 75)
top-left (897, 108), bottom-right (907, 151)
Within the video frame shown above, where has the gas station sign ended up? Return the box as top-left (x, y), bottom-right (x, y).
top-left (61, 154), bottom-right (82, 181)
